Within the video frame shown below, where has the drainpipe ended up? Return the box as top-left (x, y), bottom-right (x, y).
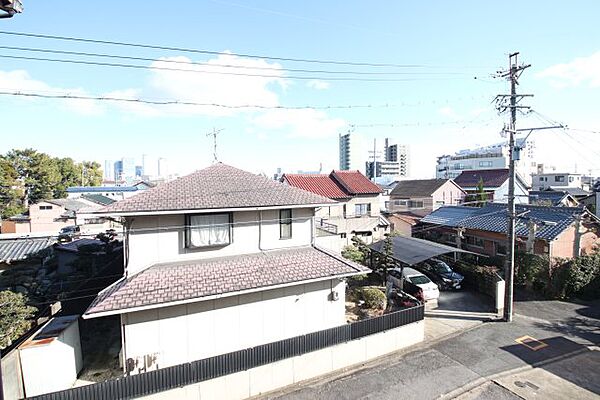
top-left (526, 220), bottom-right (537, 254)
top-left (573, 214), bottom-right (583, 257)
top-left (258, 210), bottom-right (264, 251)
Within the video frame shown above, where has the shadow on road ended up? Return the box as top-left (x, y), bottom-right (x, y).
top-left (500, 335), bottom-right (599, 395)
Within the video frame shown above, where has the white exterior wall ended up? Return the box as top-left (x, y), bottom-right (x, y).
top-left (19, 320), bottom-right (83, 398)
top-left (137, 320), bottom-right (425, 400)
top-left (125, 208), bottom-right (314, 275)
top-left (122, 279), bottom-right (346, 371)
top-left (314, 195), bottom-right (385, 251)
top-left (493, 179), bottom-right (529, 204)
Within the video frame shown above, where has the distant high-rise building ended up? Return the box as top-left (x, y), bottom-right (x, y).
top-left (122, 157), bottom-right (135, 179)
top-left (103, 160), bottom-right (114, 180)
top-left (113, 160), bottom-right (123, 182)
top-left (339, 131), bottom-right (367, 171)
top-left (436, 139), bottom-right (535, 184)
top-left (135, 165), bottom-right (143, 178)
top-left (157, 158), bottom-right (169, 178)
top-left (366, 138), bottom-right (409, 180)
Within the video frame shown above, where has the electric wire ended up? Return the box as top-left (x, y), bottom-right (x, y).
top-left (0, 30), bottom-right (485, 69)
top-left (0, 54), bottom-right (474, 82)
top-left (0, 45), bottom-right (474, 77)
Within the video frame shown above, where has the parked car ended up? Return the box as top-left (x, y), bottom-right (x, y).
top-left (387, 267), bottom-right (440, 301)
top-left (58, 225), bottom-right (80, 242)
top-left (419, 259), bottom-right (464, 290)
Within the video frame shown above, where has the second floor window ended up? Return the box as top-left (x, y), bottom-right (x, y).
top-left (279, 209), bottom-right (292, 239)
top-left (186, 213), bottom-right (231, 248)
top-left (355, 203), bottom-right (370, 217)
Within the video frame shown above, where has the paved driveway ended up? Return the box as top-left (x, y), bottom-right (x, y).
top-left (425, 289), bottom-right (497, 341)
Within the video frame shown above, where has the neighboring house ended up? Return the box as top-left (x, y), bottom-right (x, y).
top-left (529, 190), bottom-right (579, 207)
top-left (453, 168), bottom-right (529, 204)
top-left (1, 199), bottom-right (105, 234)
top-left (419, 203), bottom-right (600, 260)
top-left (66, 181), bottom-right (153, 201)
top-left (82, 163), bottom-right (369, 374)
top-left (387, 179), bottom-right (466, 217)
top-left (532, 172), bottom-right (583, 191)
top-left (282, 170), bottom-right (388, 251)
top-left (386, 213), bottom-right (420, 237)
top-left (0, 237), bottom-right (55, 267)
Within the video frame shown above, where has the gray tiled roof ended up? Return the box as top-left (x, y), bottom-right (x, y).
top-left (422, 203), bottom-right (590, 241)
top-left (97, 163), bottom-right (335, 214)
top-left (84, 246), bottom-right (370, 317)
top-left (389, 179), bottom-right (453, 198)
top-left (81, 194), bottom-right (116, 206)
top-left (0, 237), bottom-right (55, 264)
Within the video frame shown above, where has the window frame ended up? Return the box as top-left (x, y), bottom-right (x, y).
top-left (39, 205), bottom-right (53, 210)
top-left (354, 203), bottom-right (370, 217)
top-left (185, 212), bottom-right (233, 249)
top-left (279, 209), bottom-right (292, 239)
top-left (495, 242), bottom-right (507, 256)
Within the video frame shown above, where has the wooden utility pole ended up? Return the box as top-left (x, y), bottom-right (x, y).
top-left (496, 52), bottom-right (531, 322)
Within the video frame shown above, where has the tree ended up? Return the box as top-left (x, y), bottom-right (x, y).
top-left (5, 149), bottom-right (60, 207)
top-left (0, 149), bottom-right (104, 217)
top-left (0, 156), bottom-right (25, 218)
top-left (0, 290), bottom-right (37, 349)
top-left (378, 234), bottom-right (396, 285)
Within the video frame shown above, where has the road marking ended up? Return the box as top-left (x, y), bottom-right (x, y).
top-left (515, 335), bottom-right (548, 351)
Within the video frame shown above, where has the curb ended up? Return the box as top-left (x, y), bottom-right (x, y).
top-left (438, 346), bottom-right (591, 399)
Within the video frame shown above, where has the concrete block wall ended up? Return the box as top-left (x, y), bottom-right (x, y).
top-left (138, 320), bottom-right (424, 400)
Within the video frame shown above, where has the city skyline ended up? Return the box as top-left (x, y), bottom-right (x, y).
top-left (1, 2), bottom-right (599, 178)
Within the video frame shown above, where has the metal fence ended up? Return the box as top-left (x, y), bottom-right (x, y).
top-left (27, 304), bottom-right (424, 400)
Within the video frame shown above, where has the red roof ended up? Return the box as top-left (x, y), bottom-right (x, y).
top-left (330, 170), bottom-right (382, 195)
top-left (282, 174), bottom-right (350, 199)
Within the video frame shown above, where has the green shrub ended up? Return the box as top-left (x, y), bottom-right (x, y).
top-left (341, 245), bottom-right (365, 264)
top-left (361, 287), bottom-right (386, 310)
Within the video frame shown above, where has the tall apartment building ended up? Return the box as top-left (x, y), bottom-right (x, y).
top-left (339, 132), bottom-right (366, 171)
top-left (436, 138), bottom-right (535, 184)
top-left (365, 138), bottom-right (409, 180)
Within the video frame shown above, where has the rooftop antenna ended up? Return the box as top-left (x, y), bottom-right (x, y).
top-left (206, 128), bottom-right (224, 163)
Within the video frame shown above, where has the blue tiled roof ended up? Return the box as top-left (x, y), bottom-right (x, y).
top-left (422, 203), bottom-right (588, 241)
top-left (67, 186), bottom-right (138, 193)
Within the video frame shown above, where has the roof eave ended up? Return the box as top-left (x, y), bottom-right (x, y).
top-left (85, 202), bottom-right (336, 217)
top-left (82, 269), bottom-right (367, 319)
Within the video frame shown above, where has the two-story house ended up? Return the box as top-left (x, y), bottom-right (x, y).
top-left (387, 179), bottom-right (466, 217)
top-left (453, 168), bottom-right (529, 204)
top-left (0, 198), bottom-right (105, 234)
top-left (82, 163), bottom-right (369, 374)
top-left (281, 170), bottom-right (388, 252)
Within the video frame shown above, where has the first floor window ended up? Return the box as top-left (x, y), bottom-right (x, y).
top-left (280, 209), bottom-right (292, 239)
top-left (355, 203), bottom-right (370, 217)
top-left (496, 242), bottom-right (507, 256)
top-left (187, 213), bottom-right (231, 248)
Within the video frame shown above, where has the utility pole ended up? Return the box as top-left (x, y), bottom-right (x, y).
top-left (495, 52), bottom-right (531, 322)
top-left (206, 128), bottom-right (224, 163)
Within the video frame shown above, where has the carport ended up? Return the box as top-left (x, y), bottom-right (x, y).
top-left (369, 235), bottom-right (477, 266)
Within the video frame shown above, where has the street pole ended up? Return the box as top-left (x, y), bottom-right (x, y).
top-left (497, 52), bottom-right (531, 322)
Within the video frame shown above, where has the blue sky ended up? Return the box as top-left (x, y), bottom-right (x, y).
top-left (1, 1), bottom-right (599, 178)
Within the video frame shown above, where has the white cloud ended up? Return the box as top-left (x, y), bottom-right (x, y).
top-left (111, 52), bottom-right (287, 117)
top-left (537, 51), bottom-right (600, 88)
top-left (251, 108), bottom-right (346, 138)
top-left (306, 80), bottom-right (330, 90)
top-left (0, 69), bottom-right (102, 115)
top-left (438, 106), bottom-right (458, 119)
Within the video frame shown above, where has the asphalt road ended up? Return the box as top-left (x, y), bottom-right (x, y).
top-left (268, 297), bottom-right (600, 400)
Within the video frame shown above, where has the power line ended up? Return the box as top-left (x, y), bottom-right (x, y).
top-left (0, 30), bottom-right (477, 69)
top-left (0, 54), bottom-right (474, 82)
top-left (0, 45), bottom-right (474, 77)
top-left (0, 90), bottom-right (494, 112)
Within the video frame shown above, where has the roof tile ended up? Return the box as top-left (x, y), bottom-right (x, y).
top-left (85, 246), bottom-right (369, 316)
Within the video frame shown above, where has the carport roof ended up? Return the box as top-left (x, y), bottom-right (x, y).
top-left (369, 236), bottom-right (477, 266)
